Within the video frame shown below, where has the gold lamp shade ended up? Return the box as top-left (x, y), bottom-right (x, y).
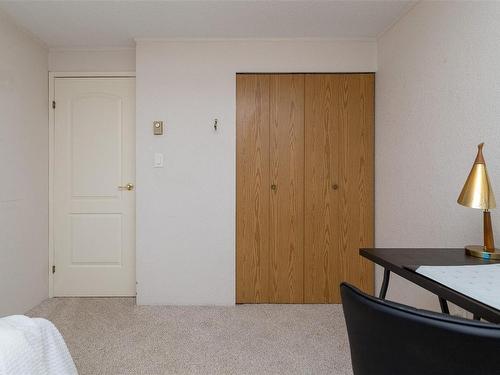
top-left (457, 143), bottom-right (496, 209)
top-left (457, 143), bottom-right (499, 259)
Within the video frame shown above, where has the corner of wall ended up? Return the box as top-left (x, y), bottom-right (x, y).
top-left (0, 9), bottom-right (49, 316)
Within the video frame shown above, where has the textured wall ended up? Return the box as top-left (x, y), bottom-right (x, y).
top-left (376, 2), bottom-right (500, 311)
top-left (135, 40), bottom-right (377, 304)
top-left (0, 11), bottom-right (49, 316)
top-left (48, 48), bottom-right (135, 72)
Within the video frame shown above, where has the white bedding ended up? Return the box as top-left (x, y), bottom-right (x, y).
top-left (0, 315), bottom-right (77, 375)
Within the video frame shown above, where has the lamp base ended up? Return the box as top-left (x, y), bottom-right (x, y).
top-left (465, 245), bottom-right (500, 260)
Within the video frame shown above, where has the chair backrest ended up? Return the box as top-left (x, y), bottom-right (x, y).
top-left (340, 282), bottom-right (500, 375)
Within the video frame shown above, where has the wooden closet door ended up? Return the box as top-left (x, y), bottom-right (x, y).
top-left (236, 74), bottom-right (271, 303)
top-left (304, 74), bottom-right (341, 303)
top-left (269, 74), bottom-right (305, 303)
top-left (304, 74), bottom-right (374, 303)
top-left (337, 74), bottom-right (374, 296)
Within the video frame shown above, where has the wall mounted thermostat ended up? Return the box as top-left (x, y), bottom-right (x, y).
top-left (153, 121), bottom-right (164, 135)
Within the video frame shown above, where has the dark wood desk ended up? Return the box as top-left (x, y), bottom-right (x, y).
top-left (360, 248), bottom-right (500, 323)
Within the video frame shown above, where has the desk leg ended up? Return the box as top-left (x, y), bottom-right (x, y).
top-left (379, 269), bottom-right (390, 299)
top-left (438, 297), bottom-right (450, 314)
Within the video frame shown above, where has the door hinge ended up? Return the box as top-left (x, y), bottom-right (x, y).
top-left (52, 265), bottom-right (56, 274)
top-left (52, 100), bottom-right (56, 109)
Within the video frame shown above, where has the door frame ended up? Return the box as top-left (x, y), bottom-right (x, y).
top-left (48, 71), bottom-right (136, 297)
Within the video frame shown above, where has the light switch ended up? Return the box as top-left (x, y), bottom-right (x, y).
top-left (154, 153), bottom-right (164, 168)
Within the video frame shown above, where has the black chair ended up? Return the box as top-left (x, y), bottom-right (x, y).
top-left (340, 282), bottom-right (500, 375)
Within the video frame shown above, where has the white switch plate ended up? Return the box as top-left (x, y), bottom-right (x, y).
top-left (154, 153), bottom-right (164, 168)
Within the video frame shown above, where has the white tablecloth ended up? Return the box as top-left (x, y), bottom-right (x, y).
top-left (416, 263), bottom-right (500, 310)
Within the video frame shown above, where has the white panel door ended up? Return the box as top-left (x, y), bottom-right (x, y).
top-left (53, 77), bottom-right (135, 296)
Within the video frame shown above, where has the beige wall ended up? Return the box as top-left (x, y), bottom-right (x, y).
top-left (135, 39), bottom-right (377, 305)
top-left (48, 48), bottom-right (135, 72)
top-left (0, 11), bottom-right (49, 316)
top-left (5, 1), bottom-right (497, 311)
top-left (376, 2), bottom-right (500, 312)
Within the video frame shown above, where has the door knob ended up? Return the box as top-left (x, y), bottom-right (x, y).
top-left (271, 184), bottom-right (277, 191)
top-left (118, 183), bottom-right (134, 191)
top-left (332, 184), bottom-right (339, 190)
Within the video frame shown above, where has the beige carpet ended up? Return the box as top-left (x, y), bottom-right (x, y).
top-left (28, 298), bottom-right (352, 375)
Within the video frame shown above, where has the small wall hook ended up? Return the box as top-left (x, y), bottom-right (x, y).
top-left (214, 118), bottom-right (218, 131)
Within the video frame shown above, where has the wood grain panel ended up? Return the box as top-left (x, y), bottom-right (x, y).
top-left (337, 74), bottom-right (374, 296)
top-left (269, 74), bottom-right (305, 303)
top-left (304, 74), bottom-right (341, 303)
top-left (237, 73), bottom-right (373, 304)
top-left (304, 74), bottom-right (374, 303)
top-left (236, 74), bottom-right (271, 303)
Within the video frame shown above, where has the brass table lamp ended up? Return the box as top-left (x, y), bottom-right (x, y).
top-left (457, 143), bottom-right (499, 259)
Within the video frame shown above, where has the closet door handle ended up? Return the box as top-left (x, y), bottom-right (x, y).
top-left (271, 184), bottom-right (277, 191)
top-left (332, 184), bottom-right (339, 190)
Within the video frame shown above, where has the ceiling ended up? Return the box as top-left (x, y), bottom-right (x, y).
top-left (0, 1), bottom-right (416, 49)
